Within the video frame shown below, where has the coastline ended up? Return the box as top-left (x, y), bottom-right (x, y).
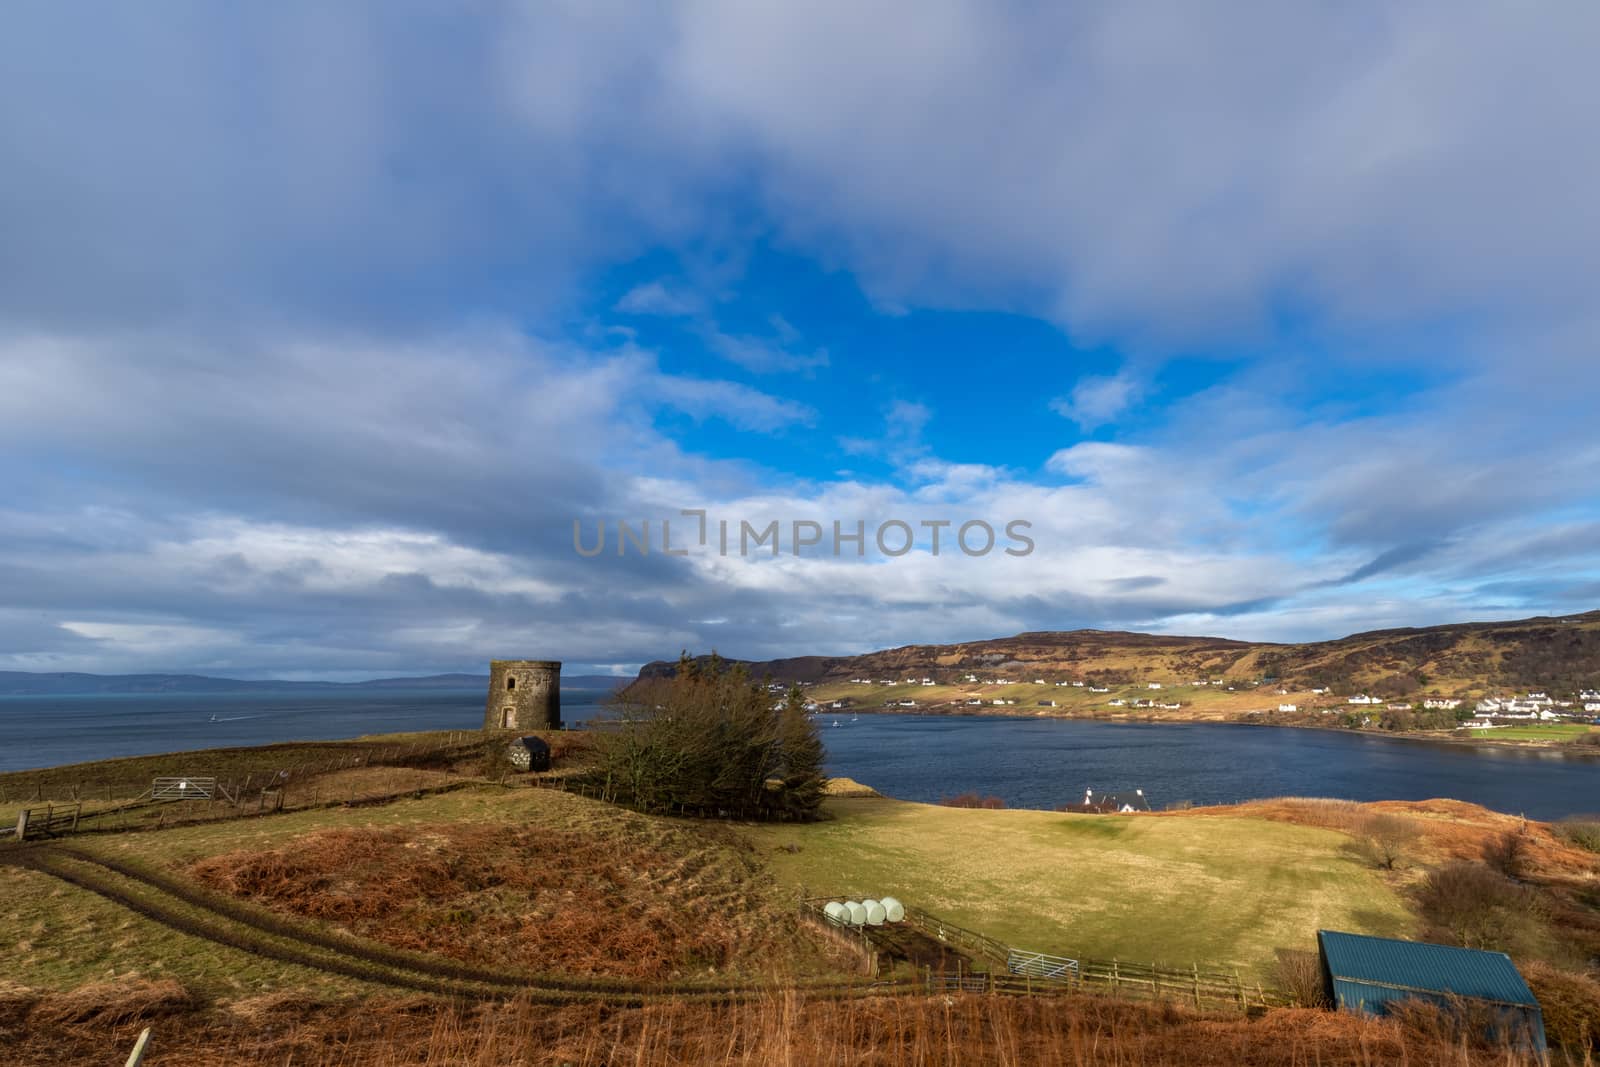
top-left (823, 701), bottom-right (1600, 757)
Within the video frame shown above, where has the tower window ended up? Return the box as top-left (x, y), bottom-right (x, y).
top-left (507, 677), bottom-right (516, 690)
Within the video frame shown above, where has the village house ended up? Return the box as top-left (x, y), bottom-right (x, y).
top-left (1039, 700), bottom-right (1056, 707)
top-left (1278, 703), bottom-right (1298, 712)
top-left (1108, 699), bottom-right (1126, 707)
top-left (1347, 695), bottom-right (1380, 705)
top-left (1423, 698), bottom-right (1462, 710)
top-left (1147, 683), bottom-right (1163, 690)
top-left (1311, 687), bottom-right (1329, 695)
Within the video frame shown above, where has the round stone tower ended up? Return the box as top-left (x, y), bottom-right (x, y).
top-left (484, 660), bottom-right (561, 731)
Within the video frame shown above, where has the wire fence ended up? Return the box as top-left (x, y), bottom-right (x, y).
top-left (801, 896), bottom-right (1285, 1012)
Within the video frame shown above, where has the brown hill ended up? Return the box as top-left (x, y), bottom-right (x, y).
top-left (636, 610), bottom-right (1600, 697)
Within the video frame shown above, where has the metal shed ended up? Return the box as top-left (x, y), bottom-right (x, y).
top-left (1317, 930), bottom-right (1545, 1052)
top-left (507, 735), bottom-right (551, 772)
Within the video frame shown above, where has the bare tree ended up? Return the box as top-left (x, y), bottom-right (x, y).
top-left (1357, 813), bottom-right (1421, 870)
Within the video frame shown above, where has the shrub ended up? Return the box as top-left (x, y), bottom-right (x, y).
top-left (1415, 861), bottom-right (1551, 959)
top-left (1356, 813), bottom-right (1421, 869)
top-left (1273, 949), bottom-right (1327, 1008)
top-left (1554, 816), bottom-right (1600, 853)
top-left (941, 792), bottom-right (1005, 809)
top-left (1521, 960), bottom-right (1600, 1054)
top-left (1482, 826), bottom-right (1530, 878)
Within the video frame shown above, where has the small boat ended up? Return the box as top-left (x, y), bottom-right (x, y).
top-left (209, 714), bottom-right (219, 723)
top-left (851, 715), bottom-right (859, 722)
top-left (832, 719), bottom-right (841, 727)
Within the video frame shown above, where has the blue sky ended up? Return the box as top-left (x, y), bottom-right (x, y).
top-left (1, 2), bottom-right (1598, 678)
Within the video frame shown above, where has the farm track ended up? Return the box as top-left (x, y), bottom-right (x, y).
top-left (2, 844), bottom-right (877, 1006)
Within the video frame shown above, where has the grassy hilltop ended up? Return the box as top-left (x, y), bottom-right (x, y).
top-left (639, 609), bottom-right (1600, 699)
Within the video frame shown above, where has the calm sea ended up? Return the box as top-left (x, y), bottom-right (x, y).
top-left (2, 693), bottom-right (1597, 820)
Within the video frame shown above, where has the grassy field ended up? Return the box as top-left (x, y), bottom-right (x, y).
top-left (0, 862), bottom-right (372, 998)
top-left (741, 796), bottom-right (1413, 979)
top-left (1466, 723), bottom-right (1598, 742)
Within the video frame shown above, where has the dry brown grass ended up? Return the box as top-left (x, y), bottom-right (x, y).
top-left (186, 819), bottom-right (821, 981)
top-left (3, 986), bottom-right (1550, 1067)
top-left (1209, 797), bottom-right (1600, 880)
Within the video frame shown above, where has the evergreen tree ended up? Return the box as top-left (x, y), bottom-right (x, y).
top-left (777, 683), bottom-right (827, 820)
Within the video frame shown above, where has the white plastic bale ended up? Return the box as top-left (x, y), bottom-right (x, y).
top-left (880, 896), bottom-right (905, 922)
top-left (823, 901), bottom-right (848, 925)
top-left (844, 901), bottom-right (867, 926)
top-left (863, 900), bottom-right (887, 925)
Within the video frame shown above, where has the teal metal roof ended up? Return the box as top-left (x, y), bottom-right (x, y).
top-left (1317, 930), bottom-right (1538, 1008)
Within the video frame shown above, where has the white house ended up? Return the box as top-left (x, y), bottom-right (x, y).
top-left (1108, 699), bottom-right (1126, 707)
top-left (921, 678), bottom-right (935, 686)
top-left (1148, 683), bottom-right (1163, 690)
top-left (1347, 695), bottom-right (1380, 705)
top-left (1089, 686), bottom-right (1110, 693)
top-left (1584, 702), bottom-right (1600, 713)
top-left (1311, 687), bottom-right (1329, 695)
top-left (966, 699), bottom-right (983, 706)
top-left (1034, 678), bottom-right (1046, 685)
top-left (1423, 698), bottom-right (1463, 710)
top-left (1278, 703), bottom-right (1298, 712)
top-left (1579, 689), bottom-right (1600, 702)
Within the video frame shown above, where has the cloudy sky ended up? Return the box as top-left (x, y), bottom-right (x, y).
top-left (2, 2), bottom-right (1598, 679)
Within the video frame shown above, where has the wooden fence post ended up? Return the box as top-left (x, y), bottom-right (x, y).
top-left (1192, 963), bottom-right (1201, 1008)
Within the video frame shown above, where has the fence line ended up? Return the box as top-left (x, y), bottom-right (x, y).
top-left (802, 896), bottom-right (1278, 1012)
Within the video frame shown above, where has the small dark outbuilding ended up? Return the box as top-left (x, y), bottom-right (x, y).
top-left (1317, 930), bottom-right (1545, 1053)
top-left (507, 735), bottom-right (551, 772)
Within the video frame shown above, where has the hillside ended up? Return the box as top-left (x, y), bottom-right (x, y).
top-left (637, 610), bottom-right (1600, 698)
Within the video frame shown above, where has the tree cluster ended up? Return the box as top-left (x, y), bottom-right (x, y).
top-left (590, 654), bottom-right (827, 821)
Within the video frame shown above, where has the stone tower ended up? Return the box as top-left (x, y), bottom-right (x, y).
top-left (484, 659), bottom-right (561, 731)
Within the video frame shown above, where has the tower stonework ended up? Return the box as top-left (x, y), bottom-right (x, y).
top-left (484, 660), bottom-right (561, 731)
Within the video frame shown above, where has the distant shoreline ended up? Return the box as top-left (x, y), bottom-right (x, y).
top-left (818, 702), bottom-right (1600, 757)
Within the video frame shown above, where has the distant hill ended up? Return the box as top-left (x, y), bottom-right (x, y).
top-left (634, 610), bottom-right (1600, 697)
top-left (0, 671), bottom-right (629, 696)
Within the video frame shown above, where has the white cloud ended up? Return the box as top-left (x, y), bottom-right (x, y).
top-left (1050, 373), bottom-right (1141, 429)
top-left (615, 280), bottom-right (704, 317)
